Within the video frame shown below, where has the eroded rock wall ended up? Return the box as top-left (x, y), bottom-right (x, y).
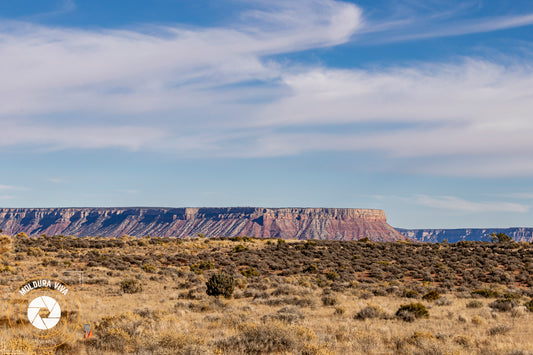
top-left (0, 207), bottom-right (406, 241)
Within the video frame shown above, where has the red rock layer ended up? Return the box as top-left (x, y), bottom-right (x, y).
top-left (0, 207), bottom-right (406, 241)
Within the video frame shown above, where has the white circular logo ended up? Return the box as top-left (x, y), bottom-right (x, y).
top-left (27, 296), bottom-right (61, 330)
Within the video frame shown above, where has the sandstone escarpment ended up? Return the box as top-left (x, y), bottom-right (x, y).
top-left (0, 207), bottom-right (406, 241)
top-left (398, 227), bottom-right (533, 243)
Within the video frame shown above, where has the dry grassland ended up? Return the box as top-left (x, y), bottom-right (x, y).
top-left (0, 234), bottom-right (533, 354)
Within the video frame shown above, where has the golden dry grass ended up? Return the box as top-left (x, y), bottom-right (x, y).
top-left (0, 236), bottom-right (532, 354)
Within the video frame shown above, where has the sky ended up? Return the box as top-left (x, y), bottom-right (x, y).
top-left (1, 0), bottom-right (533, 229)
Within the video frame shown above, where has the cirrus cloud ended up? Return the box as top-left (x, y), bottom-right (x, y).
top-left (0, 0), bottom-right (532, 178)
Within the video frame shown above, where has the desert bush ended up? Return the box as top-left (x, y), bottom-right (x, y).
top-left (206, 272), bottom-right (235, 298)
top-left (395, 303), bottom-right (429, 321)
top-left (512, 306), bottom-right (527, 318)
top-left (0, 234), bottom-right (12, 254)
top-left (422, 290), bottom-right (440, 301)
top-left (92, 312), bottom-right (143, 352)
top-left (216, 321), bottom-right (314, 354)
top-left (466, 300), bottom-right (484, 308)
top-left (435, 297), bottom-right (451, 306)
top-left (232, 244), bottom-right (248, 253)
top-left (190, 260), bottom-right (215, 274)
top-left (258, 296), bottom-right (314, 308)
top-left (271, 284), bottom-right (311, 297)
top-left (402, 289), bottom-right (419, 298)
top-left (262, 306), bottom-right (305, 324)
top-left (396, 310), bottom-right (416, 322)
top-left (334, 306), bottom-right (346, 315)
top-left (488, 325), bottom-right (512, 336)
top-left (355, 305), bottom-right (387, 320)
top-left (241, 267), bottom-right (259, 278)
top-left (27, 246), bottom-right (45, 257)
top-left (489, 298), bottom-right (517, 312)
top-left (120, 278), bottom-right (143, 294)
top-left (321, 294), bottom-right (337, 306)
top-left (525, 299), bottom-right (533, 312)
top-left (141, 263), bottom-right (157, 273)
top-left (303, 264), bottom-right (318, 273)
top-left (325, 270), bottom-right (339, 281)
top-left (472, 289), bottom-right (500, 298)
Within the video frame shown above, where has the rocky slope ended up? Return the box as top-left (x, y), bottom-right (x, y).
top-left (398, 227), bottom-right (533, 243)
top-left (0, 207), bottom-right (406, 241)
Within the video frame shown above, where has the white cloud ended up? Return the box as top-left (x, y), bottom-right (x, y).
top-left (0, 0), bottom-right (361, 117)
top-left (370, 12), bottom-right (533, 43)
top-left (413, 195), bottom-right (529, 213)
top-left (0, 1), bottom-right (532, 177)
top-left (0, 185), bottom-right (26, 191)
top-left (356, 0), bottom-right (533, 43)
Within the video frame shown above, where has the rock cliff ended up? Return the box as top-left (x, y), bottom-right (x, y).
top-left (0, 207), bottom-right (406, 241)
top-left (398, 227), bottom-right (533, 243)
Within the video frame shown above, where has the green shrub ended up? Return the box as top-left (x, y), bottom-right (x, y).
top-left (241, 267), bottom-right (259, 278)
top-left (471, 289), bottom-right (499, 298)
top-left (325, 271), bottom-right (339, 281)
top-left (120, 278), bottom-right (143, 294)
top-left (190, 260), bottom-right (215, 274)
top-left (303, 264), bottom-right (317, 273)
top-left (402, 289), bottom-right (419, 298)
top-left (206, 273), bottom-right (235, 298)
top-left (490, 232), bottom-right (512, 243)
top-left (422, 290), bottom-right (440, 301)
top-left (232, 244), bottom-right (248, 253)
top-left (141, 263), bottom-right (157, 273)
top-left (395, 303), bottom-right (429, 320)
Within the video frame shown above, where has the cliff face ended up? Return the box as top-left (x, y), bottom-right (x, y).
top-left (398, 228), bottom-right (533, 243)
top-left (0, 207), bottom-right (406, 241)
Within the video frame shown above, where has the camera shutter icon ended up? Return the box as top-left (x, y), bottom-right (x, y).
top-left (27, 296), bottom-right (61, 330)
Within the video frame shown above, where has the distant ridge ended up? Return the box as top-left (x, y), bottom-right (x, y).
top-left (398, 227), bottom-right (533, 243)
top-left (0, 207), bottom-right (407, 241)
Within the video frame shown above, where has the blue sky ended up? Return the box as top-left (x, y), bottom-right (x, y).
top-left (1, 0), bottom-right (533, 229)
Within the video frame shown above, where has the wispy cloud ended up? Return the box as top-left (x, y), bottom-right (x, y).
top-left (383, 13), bottom-right (533, 42)
top-left (25, 0), bottom-right (76, 20)
top-left (413, 195), bottom-right (529, 213)
top-left (357, 0), bottom-right (533, 43)
top-left (0, 1), bottom-right (532, 178)
top-left (0, 185), bottom-right (26, 191)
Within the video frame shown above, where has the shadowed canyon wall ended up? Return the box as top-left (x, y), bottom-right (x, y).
top-left (0, 207), bottom-right (406, 241)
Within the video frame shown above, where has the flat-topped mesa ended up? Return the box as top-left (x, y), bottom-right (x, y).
top-left (0, 207), bottom-right (404, 241)
top-left (185, 207), bottom-right (386, 221)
